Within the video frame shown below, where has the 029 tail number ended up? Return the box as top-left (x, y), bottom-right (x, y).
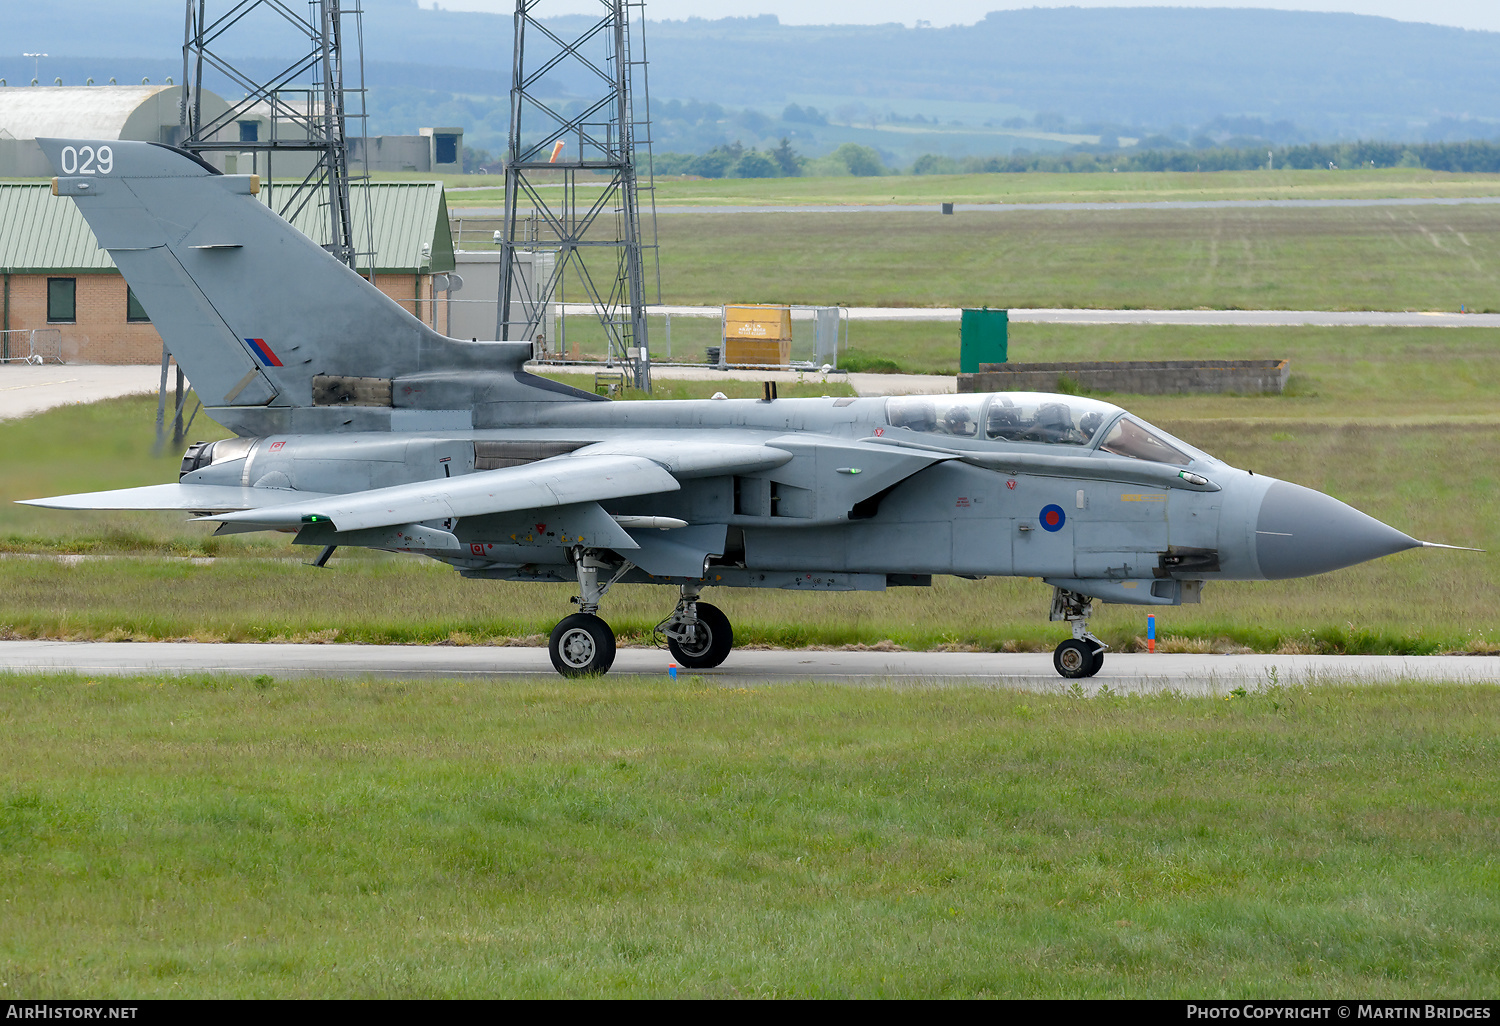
top-left (60, 145), bottom-right (113, 176)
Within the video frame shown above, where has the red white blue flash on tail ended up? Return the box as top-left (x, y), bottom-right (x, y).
top-left (245, 338), bottom-right (283, 368)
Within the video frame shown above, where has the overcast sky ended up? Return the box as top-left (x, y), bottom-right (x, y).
top-left (419, 1), bottom-right (1500, 33)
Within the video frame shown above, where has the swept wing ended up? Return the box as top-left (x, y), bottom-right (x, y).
top-left (21, 444), bottom-right (797, 533)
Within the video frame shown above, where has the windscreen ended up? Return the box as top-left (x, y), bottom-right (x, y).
top-left (1098, 416), bottom-right (1192, 465)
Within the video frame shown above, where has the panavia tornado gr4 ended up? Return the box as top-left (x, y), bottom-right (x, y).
top-left (22, 139), bottom-right (1467, 678)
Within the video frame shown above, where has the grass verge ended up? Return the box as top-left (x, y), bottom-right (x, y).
top-left (841, 322), bottom-right (1500, 398)
top-left (655, 205), bottom-right (1500, 311)
top-left (2, 675), bottom-right (1498, 997)
top-left (443, 167), bottom-right (1500, 209)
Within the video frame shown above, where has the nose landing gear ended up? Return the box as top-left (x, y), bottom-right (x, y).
top-left (1050, 587), bottom-right (1106, 679)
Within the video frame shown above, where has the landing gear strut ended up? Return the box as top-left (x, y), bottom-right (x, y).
top-left (547, 548), bottom-right (629, 677)
top-left (1050, 587), bottom-right (1106, 679)
top-left (658, 584), bottom-right (734, 669)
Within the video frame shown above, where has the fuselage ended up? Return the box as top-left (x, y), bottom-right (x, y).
top-left (179, 390), bottom-right (1420, 601)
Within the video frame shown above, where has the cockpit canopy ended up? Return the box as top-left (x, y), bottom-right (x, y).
top-left (884, 392), bottom-right (1205, 467)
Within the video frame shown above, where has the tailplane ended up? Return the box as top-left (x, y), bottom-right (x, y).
top-left (39, 138), bottom-right (596, 434)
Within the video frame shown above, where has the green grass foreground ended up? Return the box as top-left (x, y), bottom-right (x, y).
top-left (2, 676), bottom-right (1497, 997)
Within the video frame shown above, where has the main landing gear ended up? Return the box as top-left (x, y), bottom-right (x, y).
top-left (546, 549), bottom-right (737, 678)
top-left (549, 612), bottom-right (615, 676)
top-left (657, 584), bottom-right (734, 669)
top-left (1050, 587), bottom-right (1107, 679)
top-left (548, 549), bottom-right (628, 676)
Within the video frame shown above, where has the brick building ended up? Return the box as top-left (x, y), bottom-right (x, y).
top-left (0, 180), bottom-right (456, 364)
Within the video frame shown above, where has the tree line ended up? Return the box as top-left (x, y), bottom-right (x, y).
top-left (645, 138), bottom-right (1500, 179)
top-left (914, 140), bottom-right (1500, 175)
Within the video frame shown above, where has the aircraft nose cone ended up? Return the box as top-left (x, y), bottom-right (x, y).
top-left (1255, 480), bottom-right (1420, 580)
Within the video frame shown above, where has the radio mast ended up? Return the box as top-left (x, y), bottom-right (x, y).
top-left (499, 0), bottom-right (659, 391)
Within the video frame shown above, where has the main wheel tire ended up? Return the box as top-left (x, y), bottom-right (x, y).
top-left (549, 613), bottom-right (617, 677)
top-left (1053, 639), bottom-right (1096, 679)
top-left (1085, 646), bottom-right (1105, 678)
top-left (667, 601), bottom-right (734, 669)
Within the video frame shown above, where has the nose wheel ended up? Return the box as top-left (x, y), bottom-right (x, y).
top-left (1049, 586), bottom-right (1107, 680)
top-left (1053, 638), bottom-right (1104, 679)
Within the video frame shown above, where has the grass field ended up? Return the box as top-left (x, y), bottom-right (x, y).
top-left (653, 206), bottom-right (1500, 311)
top-left (843, 322), bottom-right (1500, 395)
top-left (3, 676), bottom-right (1498, 998)
top-left (438, 167), bottom-right (1500, 210)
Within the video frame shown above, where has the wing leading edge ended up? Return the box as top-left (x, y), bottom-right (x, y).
top-left (17, 483), bottom-right (334, 514)
top-left (203, 453), bottom-right (682, 531)
top-left (20, 443), bottom-right (796, 534)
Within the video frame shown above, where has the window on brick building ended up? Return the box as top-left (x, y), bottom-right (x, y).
top-left (47, 278), bottom-right (76, 323)
top-left (126, 287), bottom-right (151, 323)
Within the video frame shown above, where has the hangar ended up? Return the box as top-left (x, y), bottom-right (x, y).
top-left (0, 84), bottom-right (463, 178)
top-left (0, 84), bottom-right (225, 177)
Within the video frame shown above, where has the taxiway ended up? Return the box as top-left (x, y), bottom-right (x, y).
top-left (1, 641), bottom-right (1494, 695)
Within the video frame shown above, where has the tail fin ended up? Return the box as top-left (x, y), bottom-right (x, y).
top-left (39, 139), bottom-right (595, 432)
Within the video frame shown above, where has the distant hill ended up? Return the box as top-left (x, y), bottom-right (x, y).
top-left (5, 1), bottom-right (1500, 160)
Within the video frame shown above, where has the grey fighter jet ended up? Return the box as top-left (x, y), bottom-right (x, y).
top-left (21, 139), bottom-right (1465, 678)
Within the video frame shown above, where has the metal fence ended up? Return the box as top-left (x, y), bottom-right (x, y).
top-left (0, 328), bottom-right (64, 364)
top-left (703, 305), bottom-right (848, 371)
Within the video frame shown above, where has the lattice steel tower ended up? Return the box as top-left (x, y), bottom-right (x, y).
top-left (155, 0), bottom-right (372, 448)
top-left (498, 0), bottom-right (658, 391)
top-left (178, 0), bottom-right (372, 270)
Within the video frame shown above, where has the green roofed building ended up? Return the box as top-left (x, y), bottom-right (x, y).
top-left (0, 180), bottom-right (454, 364)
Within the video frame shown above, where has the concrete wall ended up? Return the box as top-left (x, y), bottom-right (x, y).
top-left (958, 359), bottom-right (1291, 395)
top-left (350, 135), bottom-right (431, 173)
top-left (420, 127), bottom-right (463, 174)
top-left (447, 251), bottom-right (556, 346)
top-left (233, 130), bottom-right (461, 176)
top-left (2, 269), bottom-right (445, 363)
top-left (0, 137), bottom-right (54, 176)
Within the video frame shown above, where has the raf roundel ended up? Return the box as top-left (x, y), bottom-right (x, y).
top-left (1040, 504), bottom-right (1067, 532)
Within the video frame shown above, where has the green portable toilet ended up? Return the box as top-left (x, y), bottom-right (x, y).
top-left (960, 308), bottom-right (1008, 373)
